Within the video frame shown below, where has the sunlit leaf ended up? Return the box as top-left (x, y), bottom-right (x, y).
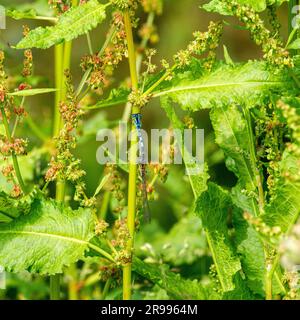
top-left (0, 198), bottom-right (95, 274)
top-left (15, 0), bottom-right (108, 49)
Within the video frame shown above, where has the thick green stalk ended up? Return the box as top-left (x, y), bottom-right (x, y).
top-left (102, 278), bottom-right (112, 300)
top-left (50, 46), bottom-right (72, 299)
top-left (53, 44), bottom-right (64, 136)
top-left (123, 10), bottom-right (139, 301)
top-left (50, 42), bottom-right (66, 300)
top-left (68, 264), bottom-right (78, 300)
top-left (50, 275), bottom-right (60, 300)
top-left (50, 0), bottom-right (78, 300)
top-left (0, 105), bottom-right (26, 194)
top-left (99, 191), bottom-right (110, 219)
top-left (122, 12), bottom-right (155, 123)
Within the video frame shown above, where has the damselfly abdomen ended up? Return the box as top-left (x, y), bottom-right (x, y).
top-left (132, 113), bottom-right (151, 223)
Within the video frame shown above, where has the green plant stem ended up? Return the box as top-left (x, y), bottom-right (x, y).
top-left (265, 254), bottom-right (281, 300)
top-left (123, 10), bottom-right (139, 301)
top-left (51, 0), bottom-right (78, 300)
top-left (99, 191), bottom-right (110, 219)
top-left (68, 264), bottom-right (78, 300)
top-left (122, 11), bottom-right (155, 123)
top-left (102, 278), bottom-right (111, 300)
top-left (50, 45), bottom-right (71, 300)
top-left (50, 274), bottom-right (60, 300)
top-left (244, 109), bottom-right (265, 212)
top-left (53, 44), bottom-right (64, 136)
top-left (87, 243), bottom-right (115, 263)
top-left (11, 96), bottom-right (25, 138)
top-left (86, 32), bottom-right (94, 55)
top-left (0, 104), bottom-right (27, 194)
top-left (243, 109), bottom-right (283, 299)
top-left (144, 64), bottom-right (177, 97)
top-left (26, 115), bottom-right (49, 142)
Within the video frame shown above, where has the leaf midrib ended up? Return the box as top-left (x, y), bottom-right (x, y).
top-left (153, 80), bottom-right (283, 98)
top-left (0, 230), bottom-right (88, 245)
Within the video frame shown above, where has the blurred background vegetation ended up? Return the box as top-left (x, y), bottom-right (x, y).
top-left (0, 0), bottom-right (291, 299)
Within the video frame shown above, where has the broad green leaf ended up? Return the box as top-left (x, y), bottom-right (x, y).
top-left (161, 97), bottom-right (209, 199)
top-left (16, 0), bottom-right (108, 49)
top-left (85, 88), bottom-right (131, 110)
top-left (232, 206), bottom-right (284, 297)
top-left (132, 257), bottom-right (216, 300)
top-left (222, 273), bottom-right (257, 300)
top-left (210, 104), bottom-right (256, 192)
top-left (8, 88), bottom-right (58, 96)
top-left (233, 207), bottom-right (265, 296)
top-left (89, 60), bottom-right (298, 111)
top-left (142, 286), bottom-right (170, 300)
top-left (263, 151), bottom-right (300, 232)
top-left (209, 104), bottom-right (273, 295)
top-left (0, 198), bottom-right (95, 274)
top-left (195, 183), bottom-right (241, 292)
top-left (155, 60), bottom-right (296, 111)
top-left (134, 255), bottom-right (255, 299)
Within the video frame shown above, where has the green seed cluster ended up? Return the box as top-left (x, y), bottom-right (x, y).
top-left (95, 219), bottom-right (109, 236)
top-left (45, 70), bottom-right (93, 206)
top-left (141, 0), bottom-right (163, 15)
top-left (243, 212), bottom-right (282, 241)
top-left (173, 21), bottom-right (223, 70)
top-left (278, 100), bottom-right (300, 159)
top-left (0, 52), bottom-right (28, 198)
top-left (224, 0), bottom-right (292, 68)
top-left (110, 0), bottom-right (138, 11)
top-left (112, 219), bottom-right (132, 265)
top-left (0, 51), bottom-right (7, 102)
top-left (22, 26), bottom-right (33, 78)
top-left (267, 5), bottom-right (281, 40)
top-left (128, 89), bottom-right (150, 109)
top-left (104, 164), bottom-right (126, 215)
top-left (99, 264), bottom-right (121, 285)
top-left (80, 12), bottom-right (127, 94)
